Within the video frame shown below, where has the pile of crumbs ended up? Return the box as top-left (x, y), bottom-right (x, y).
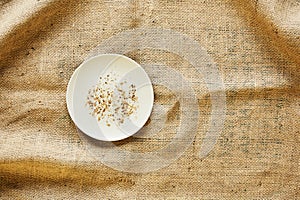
top-left (86, 72), bottom-right (138, 127)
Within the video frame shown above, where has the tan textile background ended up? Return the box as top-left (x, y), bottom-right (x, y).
top-left (0, 0), bottom-right (299, 199)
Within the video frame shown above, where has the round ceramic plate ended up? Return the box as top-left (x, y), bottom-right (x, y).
top-left (66, 54), bottom-right (154, 141)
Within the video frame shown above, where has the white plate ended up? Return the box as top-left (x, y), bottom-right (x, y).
top-left (66, 54), bottom-right (154, 141)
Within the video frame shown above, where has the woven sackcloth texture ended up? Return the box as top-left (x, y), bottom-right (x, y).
top-left (0, 0), bottom-right (299, 199)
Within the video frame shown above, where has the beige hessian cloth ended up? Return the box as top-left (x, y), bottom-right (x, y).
top-left (0, 0), bottom-right (299, 199)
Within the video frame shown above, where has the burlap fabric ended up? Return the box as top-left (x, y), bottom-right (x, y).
top-left (0, 0), bottom-right (299, 199)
